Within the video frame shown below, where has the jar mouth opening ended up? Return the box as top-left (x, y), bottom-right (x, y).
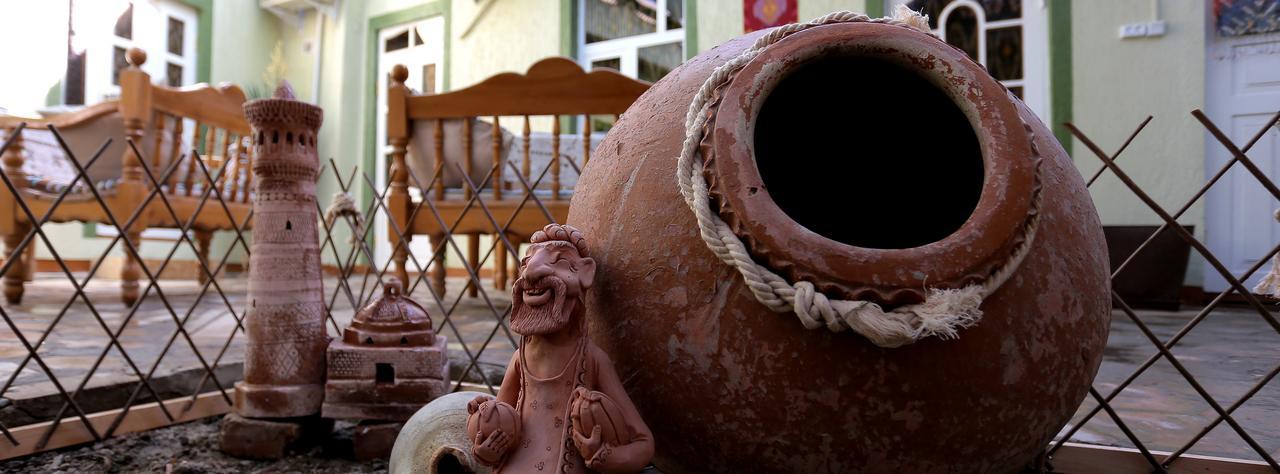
top-left (707, 22), bottom-right (1036, 303)
top-left (753, 54), bottom-right (984, 250)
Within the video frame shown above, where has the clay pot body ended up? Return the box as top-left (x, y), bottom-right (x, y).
top-left (390, 392), bottom-right (493, 474)
top-left (567, 22), bottom-right (1109, 473)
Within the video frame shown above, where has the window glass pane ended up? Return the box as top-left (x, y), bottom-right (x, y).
top-left (666, 0), bottom-right (684, 31)
top-left (943, 6), bottom-right (979, 61)
top-left (167, 62), bottom-right (183, 87)
top-left (384, 30), bottom-right (409, 52)
top-left (985, 26), bottom-right (1022, 80)
top-left (112, 46), bottom-right (128, 85)
top-left (114, 3), bottom-right (133, 39)
top-left (585, 0), bottom-right (658, 44)
top-left (1007, 86), bottom-right (1023, 98)
top-left (168, 17), bottom-right (185, 56)
top-left (591, 57), bottom-right (621, 72)
top-left (980, 0), bottom-right (1021, 21)
top-left (413, 28), bottom-right (424, 46)
top-left (637, 41), bottom-right (681, 83)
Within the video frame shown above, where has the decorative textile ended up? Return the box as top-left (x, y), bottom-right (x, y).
top-left (1256, 209), bottom-right (1280, 298)
top-left (743, 0), bottom-right (797, 33)
top-left (1215, 0), bottom-right (1280, 37)
top-left (677, 7), bottom-right (1044, 348)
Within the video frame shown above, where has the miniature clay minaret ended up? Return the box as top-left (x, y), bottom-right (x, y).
top-left (235, 82), bottom-right (327, 417)
top-left (220, 83), bottom-right (331, 460)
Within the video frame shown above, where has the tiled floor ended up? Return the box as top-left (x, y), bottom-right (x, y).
top-left (0, 274), bottom-right (1276, 461)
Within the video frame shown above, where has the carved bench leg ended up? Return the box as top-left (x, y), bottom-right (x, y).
top-left (22, 240), bottom-right (35, 282)
top-left (121, 230), bottom-right (143, 307)
top-left (429, 233), bottom-right (446, 298)
top-left (494, 234), bottom-right (507, 291)
top-left (392, 234), bottom-right (411, 293)
top-left (467, 233), bottom-right (480, 298)
top-left (3, 223), bottom-right (30, 305)
top-left (196, 229), bottom-right (213, 285)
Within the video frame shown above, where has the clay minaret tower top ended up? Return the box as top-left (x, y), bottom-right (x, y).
top-left (234, 82), bottom-right (329, 419)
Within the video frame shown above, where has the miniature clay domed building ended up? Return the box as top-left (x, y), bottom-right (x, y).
top-left (323, 279), bottom-right (449, 421)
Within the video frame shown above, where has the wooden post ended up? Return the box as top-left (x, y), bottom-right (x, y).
top-left (551, 115), bottom-right (561, 201)
top-left (2, 126), bottom-right (27, 304)
top-left (117, 47), bottom-right (152, 307)
top-left (387, 65), bottom-right (413, 292)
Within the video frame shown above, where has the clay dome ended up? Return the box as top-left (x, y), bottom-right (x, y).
top-left (344, 279), bottom-right (435, 346)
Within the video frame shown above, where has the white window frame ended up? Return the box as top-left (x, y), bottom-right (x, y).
top-left (578, 0), bottom-right (686, 78)
top-left (82, 0), bottom-right (198, 104)
top-left (887, 0), bottom-right (1050, 121)
top-left (84, 0), bottom-right (198, 241)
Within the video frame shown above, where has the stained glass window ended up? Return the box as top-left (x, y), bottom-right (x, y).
top-left (944, 6), bottom-right (979, 59)
top-left (905, 0), bottom-right (1025, 96)
top-left (167, 17), bottom-right (185, 55)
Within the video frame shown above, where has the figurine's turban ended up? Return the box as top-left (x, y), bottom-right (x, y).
top-left (531, 223), bottom-right (589, 258)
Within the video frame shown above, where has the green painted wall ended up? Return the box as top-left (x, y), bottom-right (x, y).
top-left (1069, 0), bottom-right (1207, 284)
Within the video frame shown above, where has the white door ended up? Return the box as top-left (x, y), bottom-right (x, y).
top-left (373, 17), bottom-right (446, 269)
top-left (1204, 31), bottom-right (1280, 293)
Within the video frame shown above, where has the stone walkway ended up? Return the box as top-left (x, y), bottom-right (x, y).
top-left (1062, 305), bottom-right (1280, 462)
top-left (0, 273), bottom-right (516, 427)
top-left (0, 273), bottom-right (1276, 462)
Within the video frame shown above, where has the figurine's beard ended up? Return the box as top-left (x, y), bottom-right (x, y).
top-left (510, 276), bottom-right (573, 336)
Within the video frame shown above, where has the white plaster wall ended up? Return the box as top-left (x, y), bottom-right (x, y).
top-left (450, 0), bottom-right (562, 90)
top-left (1070, 0), bottom-right (1207, 284)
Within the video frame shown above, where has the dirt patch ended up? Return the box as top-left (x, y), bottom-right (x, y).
top-left (2, 416), bottom-right (389, 473)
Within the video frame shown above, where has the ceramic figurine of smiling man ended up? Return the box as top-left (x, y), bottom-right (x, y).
top-left (466, 224), bottom-right (653, 473)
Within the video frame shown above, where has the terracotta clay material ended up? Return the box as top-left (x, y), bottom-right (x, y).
top-left (567, 21), bottom-right (1110, 473)
top-left (218, 413), bottom-right (333, 460)
top-left (466, 224), bottom-right (655, 473)
top-left (354, 421), bottom-right (407, 462)
top-left (322, 279), bottom-right (450, 422)
top-left (233, 82), bottom-right (329, 419)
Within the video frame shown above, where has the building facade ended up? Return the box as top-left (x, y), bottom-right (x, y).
top-left (1, 0), bottom-right (1276, 296)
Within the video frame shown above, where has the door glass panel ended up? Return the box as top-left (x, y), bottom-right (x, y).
top-left (114, 3), bottom-right (133, 39)
top-left (585, 0), bottom-right (658, 44)
top-left (384, 30), bottom-right (410, 52)
top-left (422, 64), bottom-right (436, 94)
top-left (985, 26), bottom-right (1022, 80)
top-left (638, 42), bottom-right (681, 82)
top-left (112, 46), bottom-right (128, 85)
top-left (168, 17), bottom-right (185, 55)
top-left (167, 63), bottom-right (183, 87)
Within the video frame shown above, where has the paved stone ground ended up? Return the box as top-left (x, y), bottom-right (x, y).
top-left (1, 272), bottom-right (1277, 464)
top-left (0, 273), bottom-right (515, 426)
top-left (1062, 305), bottom-right (1280, 462)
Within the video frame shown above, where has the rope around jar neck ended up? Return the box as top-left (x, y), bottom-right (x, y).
top-left (675, 7), bottom-right (1044, 348)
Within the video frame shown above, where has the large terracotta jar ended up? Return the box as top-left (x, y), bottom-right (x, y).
top-left (567, 14), bottom-right (1110, 474)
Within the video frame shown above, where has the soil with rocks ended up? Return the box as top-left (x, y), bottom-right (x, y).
top-left (1, 415), bottom-right (389, 473)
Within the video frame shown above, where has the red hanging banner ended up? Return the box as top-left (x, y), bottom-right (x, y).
top-left (744, 0), bottom-right (798, 33)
